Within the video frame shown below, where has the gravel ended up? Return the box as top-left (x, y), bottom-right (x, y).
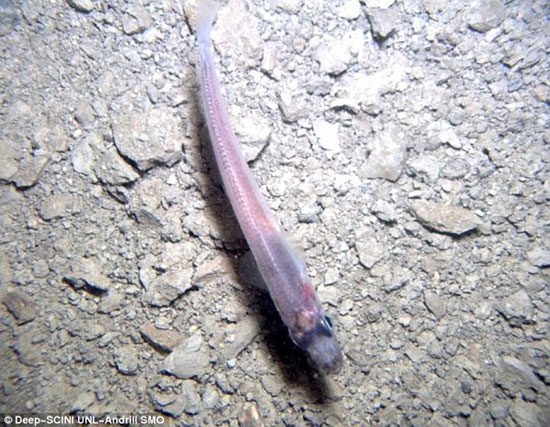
top-left (0, 0), bottom-right (548, 425)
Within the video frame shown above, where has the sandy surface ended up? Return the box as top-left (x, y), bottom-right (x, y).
top-left (0, 0), bottom-right (548, 425)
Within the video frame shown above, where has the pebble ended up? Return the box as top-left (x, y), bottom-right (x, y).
top-left (70, 391), bottom-right (96, 412)
top-left (71, 133), bottom-right (99, 179)
top-left (201, 385), bottom-right (219, 409)
top-left (212, 0), bottom-right (263, 67)
top-left (112, 109), bottom-right (183, 172)
top-left (63, 260), bottom-right (111, 294)
top-left (398, 315), bottom-right (411, 327)
top-left (140, 323), bottom-right (183, 353)
top-left (408, 154), bottom-right (441, 182)
top-left (404, 345), bottom-right (425, 364)
top-left (67, 0), bottom-right (94, 13)
top-left (467, 0), bottom-right (506, 33)
top-left (220, 297), bottom-right (247, 323)
top-left (355, 228), bottom-right (386, 269)
top-left (371, 199), bottom-right (396, 223)
top-left (448, 107), bottom-right (465, 126)
top-left (441, 157), bottom-right (470, 180)
top-left (0, 252), bottom-right (12, 287)
top-left (0, 138), bottom-right (20, 183)
top-left (410, 200), bottom-right (480, 235)
top-left (122, 6), bottom-right (152, 35)
top-left (474, 301), bottom-right (493, 320)
top-left (501, 45), bottom-right (524, 68)
top-left (313, 119), bottom-right (340, 154)
top-left (0, 0), bottom-right (17, 36)
top-left (94, 146), bottom-right (140, 186)
top-left (98, 332), bottom-right (118, 348)
top-left (334, 55), bottom-right (408, 109)
top-left (182, 209), bottom-right (212, 239)
top-left (526, 247), bottom-right (550, 268)
top-left (180, 380), bottom-right (201, 415)
top-left (219, 315), bottom-right (262, 362)
top-left (338, 298), bottom-right (354, 315)
top-left (366, 8), bottom-right (398, 41)
top-left (298, 201), bottom-right (322, 223)
top-left (114, 345), bottom-right (139, 375)
top-left (489, 401), bottom-right (509, 420)
top-left (74, 101), bottom-right (95, 125)
top-left (323, 267), bottom-right (340, 285)
top-left (278, 90), bottom-right (308, 123)
top-left (260, 43), bottom-right (281, 80)
top-left (31, 259), bottom-right (50, 278)
top-left (360, 123), bottom-right (408, 182)
top-left (35, 123), bottom-right (69, 151)
top-left (436, 121), bottom-right (462, 149)
top-left (97, 290), bottom-right (124, 314)
top-left (496, 356), bottom-right (543, 395)
top-left (315, 37), bottom-right (353, 75)
top-left (533, 84), bottom-right (549, 102)
top-left (337, 0), bottom-right (361, 20)
top-left (20, 1), bottom-right (42, 22)
top-left (38, 194), bottom-right (75, 221)
top-left (424, 291), bottom-right (447, 320)
top-left (238, 402), bottom-right (265, 427)
top-left (234, 114), bottom-right (271, 163)
top-left (383, 268), bottom-right (410, 293)
top-left (509, 400), bottom-right (542, 427)
top-left (260, 375), bottom-right (285, 397)
top-left (317, 285), bottom-right (342, 306)
top-left (2, 291), bottom-right (36, 325)
top-left (152, 393), bottom-right (184, 417)
top-left (194, 254), bottom-right (234, 285)
top-left (275, 0), bottom-right (303, 13)
top-left (304, 77), bottom-right (333, 96)
top-left (11, 153), bottom-right (50, 189)
top-left (83, 323), bottom-right (105, 341)
top-left (495, 290), bottom-right (535, 326)
top-left (162, 335), bottom-right (210, 379)
top-left (145, 267), bottom-right (194, 307)
top-left (13, 330), bottom-right (42, 366)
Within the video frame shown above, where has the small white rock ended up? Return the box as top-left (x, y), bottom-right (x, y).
top-left (337, 0), bottom-right (362, 20)
top-left (314, 120), bottom-right (340, 153)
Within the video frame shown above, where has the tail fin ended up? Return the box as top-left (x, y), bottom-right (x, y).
top-left (196, 0), bottom-right (218, 44)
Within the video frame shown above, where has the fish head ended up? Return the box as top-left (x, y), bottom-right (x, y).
top-left (289, 313), bottom-right (343, 374)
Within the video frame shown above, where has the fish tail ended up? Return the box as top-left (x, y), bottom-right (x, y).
top-left (196, 0), bottom-right (218, 44)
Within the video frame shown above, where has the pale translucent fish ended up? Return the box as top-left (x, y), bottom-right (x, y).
top-left (195, 0), bottom-right (342, 373)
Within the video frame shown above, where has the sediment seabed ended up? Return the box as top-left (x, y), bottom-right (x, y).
top-left (0, 0), bottom-right (547, 425)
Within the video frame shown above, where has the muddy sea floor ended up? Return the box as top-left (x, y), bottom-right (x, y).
top-left (0, 0), bottom-right (548, 425)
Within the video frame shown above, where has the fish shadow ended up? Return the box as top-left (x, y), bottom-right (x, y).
top-left (257, 295), bottom-right (336, 402)
top-left (189, 92), bottom-right (335, 402)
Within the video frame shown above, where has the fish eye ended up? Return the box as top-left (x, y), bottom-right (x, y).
top-left (319, 315), bottom-right (333, 336)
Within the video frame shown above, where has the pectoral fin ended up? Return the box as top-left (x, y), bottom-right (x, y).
top-left (238, 251), bottom-right (268, 291)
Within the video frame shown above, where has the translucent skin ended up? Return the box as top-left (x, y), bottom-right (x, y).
top-left (196, 1), bottom-right (342, 373)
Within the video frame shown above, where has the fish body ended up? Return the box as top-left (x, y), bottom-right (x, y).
top-left (196, 0), bottom-right (342, 373)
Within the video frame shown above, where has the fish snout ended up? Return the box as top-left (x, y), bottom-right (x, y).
top-left (291, 322), bottom-right (343, 374)
top-left (307, 334), bottom-right (343, 374)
